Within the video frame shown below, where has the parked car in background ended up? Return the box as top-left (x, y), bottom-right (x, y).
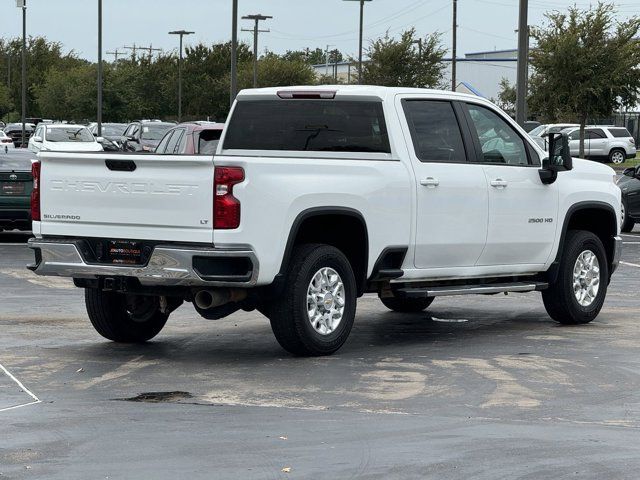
top-left (0, 148), bottom-right (35, 231)
top-left (155, 122), bottom-right (225, 155)
top-left (28, 124), bottom-right (104, 153)
top-left (0, 131), bottom-right (16, 152)
top-left (529, 123), bottom-right (580, 150)
top-left (563, 126), bottom-right (636, 164)
top-left (88, 122), bottom-right (128, 151)
top-left (3, 123), bottom-right (35, 148)
top-left (523, 121), bottom-right (541, 133)
top-left (618, 165), bottom-right (640, 232)
top-left (121, 120), bottom-right (174, 152)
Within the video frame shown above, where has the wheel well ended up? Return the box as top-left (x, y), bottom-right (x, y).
top-left (565, 207), bottom-right (617, 266)
top-left (610, 147), bottom-right (625, 156)
top-left (283, 212), bottom-right (368, 296)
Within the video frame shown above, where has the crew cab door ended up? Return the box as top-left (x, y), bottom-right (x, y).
top-left (462, 102), bottom-right (559, 266)
top-left (399, 97), bottom-right (488, 268)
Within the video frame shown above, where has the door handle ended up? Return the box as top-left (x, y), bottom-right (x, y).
top-left (490, 178), bottom-right (508, 188)
top-left (420, 177), bottom-right (440, 187)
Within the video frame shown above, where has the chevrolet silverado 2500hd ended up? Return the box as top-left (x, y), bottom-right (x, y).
top-left (27, 86), bottom-right (622, 356)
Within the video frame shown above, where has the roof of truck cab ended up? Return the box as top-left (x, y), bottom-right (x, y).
top-left (236, 85), bottom-right (489, 103)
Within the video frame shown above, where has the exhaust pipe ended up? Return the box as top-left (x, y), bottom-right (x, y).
top-left (194, 289), bottom-right (247, 310)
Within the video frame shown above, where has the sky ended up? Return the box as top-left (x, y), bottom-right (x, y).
top-left (2, 0), bottom-right (640, 62)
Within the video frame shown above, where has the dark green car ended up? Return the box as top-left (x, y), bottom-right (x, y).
top-left (0, 148), bottom-right (35, 231)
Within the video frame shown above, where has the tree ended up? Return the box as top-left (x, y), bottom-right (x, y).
top-left (496, 78), bottom-right (516, 116)
top-left (0, 83), bottom-right (13, 121)
top-left (362, 28), bottom-right (446, 88)
top-left (529, 2), bottom-right (640, 157)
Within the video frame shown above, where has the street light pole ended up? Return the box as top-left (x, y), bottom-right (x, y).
top-left (17, 0), bottom-right (27, 147)
top-left (169, 30), bottom-right (194, 122)
top-left (343, 0), bottom-right (371, 85)
top-left (241, 14), bottom-right (272, 89)
top-left (97, 0), bottom-right (103, 136)
top-left (452, 0), bottom-right (457, 92)
top-left (230, 0), bottom-right (238, 107)
top-left (515, 0), bottom-right (529, 126)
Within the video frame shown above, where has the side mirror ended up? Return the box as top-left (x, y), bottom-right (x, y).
top-left (96, 136), bottom-right (105, 143)
top-left (32, 135), bottom-right (43, 143)
top-left (623, 167), bottom-right (635, 177)
top-left (539, 132), bottom-right (573, 184)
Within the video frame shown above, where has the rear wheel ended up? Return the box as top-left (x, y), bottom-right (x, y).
top-left (542, 230), bottom-right (608, 325)
top-left (85, 289), bottom-right (169, 343)
top-left (609, 149), bottom-right (626, 165)
top-left (268, 244), bottom-right (357, 356)
top-left (621, 200), bottom-right (635, 233)
top-left (380, 295), bottom-right (434, 313)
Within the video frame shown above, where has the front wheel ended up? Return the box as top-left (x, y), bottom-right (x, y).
top-left (609, 149), bottom-right (626, 165)
top-left (85, 289), bottom-right (169, 343)
top-left (542, 230), bottom-right (608, 325)
top-left (268, 244), bottom-right (357, 356)
top-left (622, 200), bottom-right (635, 233)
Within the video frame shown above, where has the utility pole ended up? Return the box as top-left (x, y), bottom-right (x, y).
top-left (107, 49), bottom-right (123, 62)
top-left (97, 0), bottom-right (103, 136)
top-left (139, 44), bottom-right (162, 61)
top-left (123, 44), bottom-right (138, 60)
top-left (6, 53), bottom-right (10, 89)
top-left (515, 0), bottom-right (529, 126)
top-left (242, 14), bottom-right (272, 88)
top-left (451, 0), bottom-right (457, 92)
top-left (325, 45), bottom-right (335, 77)
top-left (412, 39), bottom-right (423, 57)
top-left (231, 0), bottom-right (238, 106)
top-left (343, 0), bottom-right (372, 85)
top-left (169, 30), bottom-right (194, 122)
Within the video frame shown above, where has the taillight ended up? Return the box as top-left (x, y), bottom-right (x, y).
top-left (31, 160), bottom-right (41, 221)
top-left (214, 166), bottom-right (244, 229)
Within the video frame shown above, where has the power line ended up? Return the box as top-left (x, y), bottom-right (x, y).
top-left (241, 14), bottom-right (272, 88)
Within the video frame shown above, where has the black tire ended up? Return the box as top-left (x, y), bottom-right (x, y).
top-left (268, 243), bottom-right (357, 356)
top-left (85, 289), bottom-right (169, 343)
top-left (609, 148), bottom-right (626, 165)
top-left (380, 295), bottom-right (434, 313)
top-left (622, 200), bottom-right (635, 233)
top-left (542, 230), bottom-right (608, 325)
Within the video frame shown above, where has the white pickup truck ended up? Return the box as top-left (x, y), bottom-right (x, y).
top-left (28, 86), bottom-right (622, 356)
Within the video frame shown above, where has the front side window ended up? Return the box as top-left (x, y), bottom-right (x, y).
top-left (224, 100), bottom-right (391, 153)
top-left (165, 129), bottom-right (183, 153)
top-left (467, 104), bottom-right (529, 165)
top-left (155, 131), bottom-right (174, 154)
top-left (568, 130), bottom-right (580, 141)
top-left (403, 100), bottom-right (466, 163)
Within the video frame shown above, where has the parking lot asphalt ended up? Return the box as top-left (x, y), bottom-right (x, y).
top-left (1, 230), bottom-right (640, 479)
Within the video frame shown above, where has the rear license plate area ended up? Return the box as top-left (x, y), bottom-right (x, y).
top-left (92, 240), bottom-right (146, 265)
top-left (0, 182), bottom-right (25, 195)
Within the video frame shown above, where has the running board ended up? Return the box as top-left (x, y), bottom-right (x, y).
top-left (397, 282), bottom-right (549, 298)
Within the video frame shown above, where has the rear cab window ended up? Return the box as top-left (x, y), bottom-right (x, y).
top-left (223, 100), bottom-right (391, 155)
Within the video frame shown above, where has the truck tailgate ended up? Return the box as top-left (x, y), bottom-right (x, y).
top-left (38, 152), bottom-right (214, 243)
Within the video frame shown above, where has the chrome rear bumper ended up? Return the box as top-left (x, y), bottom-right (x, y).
top-left (27, 238), bottom-right (258, 287)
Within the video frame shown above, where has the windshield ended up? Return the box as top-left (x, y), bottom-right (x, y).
top-left (529, 125), bottom-right (545, 136)
top-left (46, 127), bottom-right (94, 143)
top-left (100, 124), bottom-right (127, 136)
top-left (141, 124), bottom-right (172, 141)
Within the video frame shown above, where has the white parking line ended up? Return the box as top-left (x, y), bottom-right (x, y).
top-left (620, 261), bottom-right (640, 268)
top-left (0, 243), bottom-right (29, 246)
top-left (0, 362), bottom-right (41, 413)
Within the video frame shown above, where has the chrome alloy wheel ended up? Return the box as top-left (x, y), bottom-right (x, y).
top-left (573, 250), bottom-right (600, 307)
top-left (307, 267), bottom-right (345, 335)
top-left (611, 151), bottom-right (625, 164)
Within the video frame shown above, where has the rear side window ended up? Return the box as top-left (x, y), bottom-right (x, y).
top-left (223, 100), bottom-right (391, 153)
top-left (403, 100), bottom-right (466, 163)
top-left (608, 127), bottom-right (633, 138)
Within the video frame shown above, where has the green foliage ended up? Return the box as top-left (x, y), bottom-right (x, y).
top-left (0, 83), bottom-right (13, 121)
top-left (529, 2), bottom-right (640, 156)
top-left (362, 28), bottom-right (446, 88)
top-left (496, 78), bottom-right (517, 116)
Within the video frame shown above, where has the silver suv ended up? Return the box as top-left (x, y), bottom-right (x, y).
top-left (563, 126), bottom-right (637, 164)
